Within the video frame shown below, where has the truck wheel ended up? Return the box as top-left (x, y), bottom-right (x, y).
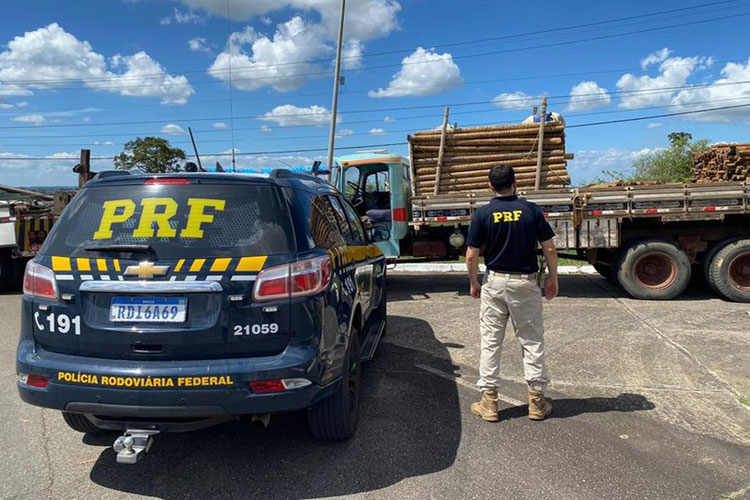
top-left (61, 412), bottom-right (105, 434)
top-left (593, 263), bottom-right (613, 281)
top-left (702, 239), bottom-right (739, 294)
top-left (616, 240), bottom-right (691, 300)
top-left (308, 330), bottom-right (361, 441)
top-left (707, 239), bottom-right (750, 303)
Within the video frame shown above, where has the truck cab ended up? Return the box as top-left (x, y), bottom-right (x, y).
top-left (332, 151), bottom-right (411, 260)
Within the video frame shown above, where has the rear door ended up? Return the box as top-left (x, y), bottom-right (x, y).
top-left (33, 178), bottom-right (296, 361)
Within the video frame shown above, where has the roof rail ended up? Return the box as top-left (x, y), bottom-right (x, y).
top-left (94, 170), bottom-right (132, 179)
top-left (269, 168), bottom-right (324, 183)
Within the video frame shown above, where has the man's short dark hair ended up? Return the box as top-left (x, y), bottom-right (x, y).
top-left (489, 164), bottom-right (516, 192)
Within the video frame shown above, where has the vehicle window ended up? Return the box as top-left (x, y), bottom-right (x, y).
top-left (325, 196), bottom-right (353, 241)
top-left (341, 198), bottom-right (367, 243)
top-left (365, 171), bottom-right (389, 194)
top-left (310, 196), bottom-right (345, 250)
top-left (403, 165), bottom-right (411, 181)
top-left (41, 183), bottom-right (296, 258)
top-left (343, 166), bottom-right (361, 198)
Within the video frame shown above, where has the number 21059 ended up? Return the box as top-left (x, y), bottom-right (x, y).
top-left (233, 323), bottom-right (279, 336)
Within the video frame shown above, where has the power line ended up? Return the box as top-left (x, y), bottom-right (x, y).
top-left (3, 78), bottom-right (750, 131)
top-left (1, 7), bottom-right (748, 94)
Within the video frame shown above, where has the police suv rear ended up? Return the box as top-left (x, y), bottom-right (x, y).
top-left (16, 170), bottom-right (387, 461)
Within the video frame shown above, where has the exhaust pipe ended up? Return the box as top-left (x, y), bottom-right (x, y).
top-left (251, 413), bottom-right (271, 430)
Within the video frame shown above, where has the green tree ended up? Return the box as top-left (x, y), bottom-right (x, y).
top-left (630, 132), bottom-right (710, 183)
top-left (113, 137), bottom-right (186, 173)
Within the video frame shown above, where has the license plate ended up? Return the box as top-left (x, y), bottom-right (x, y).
top-left (110, 297), bottom-right (187, 323)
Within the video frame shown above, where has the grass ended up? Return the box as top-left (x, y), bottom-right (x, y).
top-left (738, 395), bottom-right (750, 407)
top-left (400, 256), bottom-right (585, 267)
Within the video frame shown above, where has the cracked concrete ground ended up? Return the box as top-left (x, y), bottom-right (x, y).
top-left (1, 273), bottom-right (748, 499)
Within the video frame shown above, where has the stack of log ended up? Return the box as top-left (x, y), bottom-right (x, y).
top-left (692, 143), bottom-right (750, 183)
top-left (409, 122), bottom-right (573, 195)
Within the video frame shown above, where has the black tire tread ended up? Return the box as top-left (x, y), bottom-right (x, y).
top-left (61, 412), bottom-right (104, 434)
top-left (708, 239), bottom-right (750, 303)
top-left (616, 239), bottom-right (691, 300)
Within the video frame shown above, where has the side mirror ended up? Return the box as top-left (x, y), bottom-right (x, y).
top-left (370, 227), bottom-right (390, 242)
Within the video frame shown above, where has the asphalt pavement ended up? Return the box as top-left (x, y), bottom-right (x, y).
top-left (1, 274), bottom-right (748, 500)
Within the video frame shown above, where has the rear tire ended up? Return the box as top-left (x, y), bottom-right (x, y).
top-left (61, 412), bottom-right (105, 434)
top-left (593, 262), bottom-right (613, 281)
top-left (707, 239), bottom-right (750, 303)
top-left (307, 330), bottom-right (361, 441)
top-left (616, 239), bottom-right (691, 300)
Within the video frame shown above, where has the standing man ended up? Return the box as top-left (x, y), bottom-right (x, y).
top-left (466, 165), bottom-right (559, 422)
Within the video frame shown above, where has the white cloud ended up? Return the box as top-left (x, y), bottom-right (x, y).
top-left (341, 40), bottom-right (363, 70)
top-left (179, 0), bottom-right (400, 41)
top-left (336, 128), bottom-right (353, 136)
top-left (616, 49), bottom-right (711, 109)
top-left (369, 128), bottom-right (384, 135)
top-left (207, 18), bottom-right (331, 92)
top-left (641, 48), bottom-right (672, 70)
top-left (0, 23), bottom-right (193, 105)
top-left (492, 91), bottom-right (540, 110)
top-left (82, 116), bottom-right (91, 123)
top-left (94, 140), bottom-right (115, 145)
top-left (369, 47), bottom-right (462, 98)
top-left (160, 8), bottom-right (205, 25)
top-left (260, 125), bottom-right (273, 133)
top-left (259, 104), bottom-right (335, 127)
top-left (12, 114), bottom-right (45, 125)
top-left (16, 101), bottom-right (28, 107)
top-left (566, 81), bottom-right (611, 112)
top-left (647, 122), bottom-right (662, 129)
top-left (212, 121), bottom-right (228, 129)
top-left (570, 148), bottom-right (663, 184)
top-left (260, 16), bottom-right (273, 25)
top-left (188, 37), bottom-right (212, 53)
top-left (383, 116), bottom-right (395, 122)
top-left (161, 123), bottom-right (187, 135)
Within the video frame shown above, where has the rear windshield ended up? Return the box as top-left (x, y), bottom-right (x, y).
top-left (41, 182), bottom-right (295, 258)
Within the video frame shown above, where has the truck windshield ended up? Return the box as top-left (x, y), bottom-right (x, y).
top-left (40, 183), bottom-right (295, 258)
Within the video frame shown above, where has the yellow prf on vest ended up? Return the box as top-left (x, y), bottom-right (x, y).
top-left (493, 210), bottom-right (523, 223)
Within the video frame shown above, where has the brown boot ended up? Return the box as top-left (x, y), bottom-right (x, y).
top-left (528, 389), bottom-right (552, 420)
top-left (471, 391), bottom-right (499, 422)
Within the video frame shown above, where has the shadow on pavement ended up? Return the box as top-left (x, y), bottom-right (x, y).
top-left (88, 315), bottom-right (461, 499)
top-left (497, 393), bottom-right (655, 421)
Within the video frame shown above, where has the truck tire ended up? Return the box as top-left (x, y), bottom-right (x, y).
top-left (616, 240), bottom-right (691, 300)
top-left (593, 263), bottom-right (613, 281)
top-left (308, 330), bottom-right (361, 441)
top-left (702, 239), bottom-right (740, 294)
top-left (706, 239), bottom-right (750, 303)
top-left (61, 412), bottom-right (105, 434)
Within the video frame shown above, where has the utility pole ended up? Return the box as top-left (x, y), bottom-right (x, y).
top-left (326, 0), bottom-right (346, 174)
top-left (534, 97), bottom-right (548, 191)
top-left (188, 127), bottom-right (204, 171)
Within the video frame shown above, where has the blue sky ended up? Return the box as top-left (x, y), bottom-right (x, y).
top-left (1, 0), bottom-right (750, 186)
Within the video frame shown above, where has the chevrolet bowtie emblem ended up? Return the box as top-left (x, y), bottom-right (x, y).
top-left (124, 261), bottom-right (170, 279)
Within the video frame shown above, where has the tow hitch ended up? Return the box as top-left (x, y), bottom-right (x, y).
top-left (112, 429), bottom-right (160, 464)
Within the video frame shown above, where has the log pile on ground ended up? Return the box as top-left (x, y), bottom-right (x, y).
top-left (692, 143), bottom-right (750, 182)
top-left (409, 122), bottom-right (573, 195)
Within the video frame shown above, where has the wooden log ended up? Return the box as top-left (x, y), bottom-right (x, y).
top-left (411, 126), bottom-right (566, 140)
top-left (412, 122), bottom-right (565, 136)
top-left (417, 171), bottom-right (570, 188)
top-left (416, 159), bottom-right (568, 175)
top-left (413, 151), bottom-right (571, 165)
top-left (425, 168), bottom-right (570, 183)
top-left (410, 137), bottom-right (564, 147)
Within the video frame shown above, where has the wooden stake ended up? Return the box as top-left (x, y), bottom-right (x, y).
top-left (407, 136), bottom-right (417, 197)
top-left (434, 106), bottom-right (450, 195)
top-left (534, 97), bottom-right (548, 191)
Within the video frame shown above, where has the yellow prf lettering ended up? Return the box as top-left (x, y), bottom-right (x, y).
top-left (93, 199), bottom-right (136, 239)
top-left (493, 212), bottom-right (502, 223)
top-left (503, 212), bottom-right (513, 222)
top-left (180, 198), bottom-right (226, 238)
top-left (513, 210), bottom-right (523, 221)
top-left (133, 198), bottom-right (178, 238)
top-left (493, 211), bottom-right (523, 223)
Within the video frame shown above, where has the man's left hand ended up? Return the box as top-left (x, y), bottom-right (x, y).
top-left (470, 281), bottom-right (481, 299)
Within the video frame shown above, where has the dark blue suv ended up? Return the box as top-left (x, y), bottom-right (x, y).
top-left (17, 170), bottom-right (387, 447)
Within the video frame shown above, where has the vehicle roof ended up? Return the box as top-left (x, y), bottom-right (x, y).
top-left (86, 170), bottom-right (339, 194)
top-left (336, 150), bottom-right (407, 165)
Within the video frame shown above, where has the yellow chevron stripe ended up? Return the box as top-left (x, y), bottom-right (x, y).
top-left (236, 256), bottom-right (267, 272)
top-left (76, 258), bottom-right (91, 271)
top-left (96, 259), bottom-right (108, 272)
top-left (174, 259), bottom-right (185, 272)
top-left (189, 258), bottom-right (205, 273)
top-left (51, 256), bottom-right (71, 272)
top-left (113, 259), bottom-right (121, 272)
top-left (211, 257), bottom-right (232, 272)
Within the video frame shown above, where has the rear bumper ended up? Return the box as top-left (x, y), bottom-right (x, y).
top-left (16, 339), bottom-right (339, 419)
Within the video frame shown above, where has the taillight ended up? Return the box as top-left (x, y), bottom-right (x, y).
top-left (252, 255), bottom-right (332, 302)
top-left (23, 260), bottom-right (58, 300)
top-left (249, 378), bottom-right (312, 393)
top-left (144, 178), bottom-right (190, 185)
top-left (19, 373), bottom-right (50, 388)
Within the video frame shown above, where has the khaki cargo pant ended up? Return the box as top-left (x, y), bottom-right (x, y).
top-left (478, 271), bottom-right (550, 393)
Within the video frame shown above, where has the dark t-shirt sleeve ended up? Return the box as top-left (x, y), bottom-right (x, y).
top-left (467, 210), bottom-right (485, 248)
top-left (535, 206), bottom-right (555, 243)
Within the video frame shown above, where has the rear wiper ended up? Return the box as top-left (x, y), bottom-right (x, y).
top-left (84, 244), bottom-right (156, 253)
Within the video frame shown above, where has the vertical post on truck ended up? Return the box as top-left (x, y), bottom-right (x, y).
top-left (434, 106), bottom-right (450, 195)
top-left (534, 98), bottom-right (548, 190)
top-left (326, 0), bottom-right (346, 173)
top-left (76, 149), bottom-right (91, 188)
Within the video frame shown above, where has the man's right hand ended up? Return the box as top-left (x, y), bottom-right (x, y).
top-left (544, 275), bottom-right (559, 300)
top-left (470, 281), bottom-right (481, 299)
